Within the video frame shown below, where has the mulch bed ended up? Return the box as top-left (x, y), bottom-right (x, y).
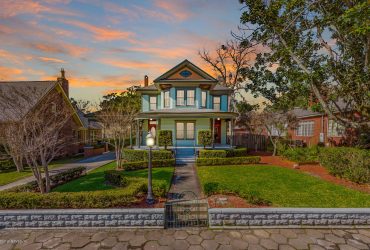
top-left (207, 194), bottom-right (267, 208)
top-left (254, 153), bottom-right (370, 194)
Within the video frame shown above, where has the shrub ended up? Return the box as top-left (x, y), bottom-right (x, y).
top-left (10, 167), bottom-right (86, 192)
top-left (158, 130), bottom-right (173, 149)
top-left (198, 130), bottom-right (212, 148)
top-left (203, 182), bottom-right (220, 195)
top-left (281, 146), bottom-right (319, 164)
top-left (226, 148), bottom-right (248, 157)
top-left (319, 147), bottom-right (370, 184)
top-left (104, 170), bottom-right (129, 187)
top-left (198, 149), bottom-right (227, 158)
top-left (121, 159), bottom-right (176, 171)
top-left (196, 156), bottom-right (260, 166)
top-left (239, 190), bottom-right (272, 206)
top-left (0, 159), bottom-right (16, 172)
top-left (123, 149), bottom-right (173, 162)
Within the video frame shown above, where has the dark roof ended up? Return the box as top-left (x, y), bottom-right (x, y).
top-left (136, 84), bottom-right (157, 92)
top-left (76, 109), bottom-right (103, 129)
top-left (291, 108), bottom-right (322, 118)
top-left (0, 81), bottom-right (56, 122)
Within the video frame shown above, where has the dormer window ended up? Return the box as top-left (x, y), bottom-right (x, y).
top-left (164, 91), bottom-right (170, 108)
top-left (186, 90), bottom-right (195, 106)
top-left (176, 90), bottom-right (185, 106)
top-left (213, 96), bottom-right (221, 111)
top-left (149, 96), bottom-right (157, 110)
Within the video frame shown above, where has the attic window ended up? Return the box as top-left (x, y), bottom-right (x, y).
top-left (51, 102), bottom-right (57, 114)
top-left (179, 70), bottom-right (192, 78)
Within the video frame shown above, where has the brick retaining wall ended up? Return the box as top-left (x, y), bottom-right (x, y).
top-left (209, 208), bottom-right (370, 228)
top-left (0, 209), bottom-right (164, 228)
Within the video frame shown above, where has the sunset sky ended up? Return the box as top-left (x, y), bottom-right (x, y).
top-left (0, 0), bottom-right (248, 102)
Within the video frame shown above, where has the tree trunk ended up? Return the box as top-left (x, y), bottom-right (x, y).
top-left (14, 156), bottom-right (24, 172)
top-left (43, 165), bottom-right (51, 193)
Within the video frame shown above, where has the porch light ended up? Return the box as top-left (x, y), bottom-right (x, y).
top-left (217, 118), bottom-right (220, 121)
top-left (145, 132), bottom-right (155, 205)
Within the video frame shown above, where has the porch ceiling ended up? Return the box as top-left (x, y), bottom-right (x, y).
top-left (136, 111), bottom-right (237, 119)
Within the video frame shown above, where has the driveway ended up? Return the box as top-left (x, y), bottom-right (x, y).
top-left (0, 152), bottom-right (115, 192)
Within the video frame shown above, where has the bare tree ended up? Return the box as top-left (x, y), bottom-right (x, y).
top-left (199, 38), bottom-right (256, 110)
top-left (97, 99), bottom-right (138, 169)
top-left (0, 85), bottom-right (73, 193)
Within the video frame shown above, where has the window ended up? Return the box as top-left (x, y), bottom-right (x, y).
top-left (201, 91), bottom-right (207, 108)
top-left (213, 96), bottom-right (221, 111)
top-left (176, 90), bottom-right (185, 106)
top-left (51, 102), bottom-right (57, 114)
top-left (149, 96), bottom-right (157, 110)
top-left (296, 121), bottom-right (314, 136)
top-left (164, 91), bottom-right (170, 108)
top-left (187, 90), bottom-right (195, 106)
top-left (176, 121), bottom-right (195, 140)
top-left (328, 119), bottom-right (344, 137)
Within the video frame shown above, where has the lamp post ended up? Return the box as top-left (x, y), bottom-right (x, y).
top-left (146, 132), bottom-right (155, 205)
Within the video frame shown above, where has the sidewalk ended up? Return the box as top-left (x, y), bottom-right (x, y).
top-left (167, 163), bottom-right (203, 200)
top-left (0, 152), bottom-right (115, 191)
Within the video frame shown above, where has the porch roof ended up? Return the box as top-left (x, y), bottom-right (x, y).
top-left (136, 109), bottom-right (237, 119)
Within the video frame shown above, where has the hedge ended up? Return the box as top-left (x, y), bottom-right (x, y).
top-left (196, 156), bottom-right (261, 166)
top-left (123, 149), bottom-right (173, 162)
top-left (198, 130), bottom-right (212, 148)
top-left (120, 159), bottom-right (176, 171)
top-left (0, 159), bottom-right (16, 172)
top-left (226, 148), bottom-right (248, 157)
top-left (0, 178), bottom-right (169, 209)
top-left (104, 170), bottom-right (129, 187)
top-left (319, 147), bottom-right (370, 184)
top-left (9, 167), bottom-right (86, 192)
top-left (198, 149), bottom-right (227, 158)
top-left (281, 146), bottom-right (320, 164)
top-left (158, 130), bottom-right (173, 149)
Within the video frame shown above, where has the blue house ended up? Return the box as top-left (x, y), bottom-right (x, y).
top-left (135, 60), bottom-right (237, 153)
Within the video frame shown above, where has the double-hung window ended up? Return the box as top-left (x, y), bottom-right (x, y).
top-left (187, 90), bottom-right (195, 106)
top-left (296, 121), bottom-right (314, 136)
top-left (164, 91), bottom-right (170, 108)
top-left (176, 121), bottom-right (195, 140)
top-left (213, 96), bottom-right (221, 111)
top-left (201, 91), bottom-right (207, 108)
top-left (149, 96), bottom-right (157, 110)
top-left (176, 90), bottom-right (185, 106)
top-left (328, 119), bottom-right (344, 137)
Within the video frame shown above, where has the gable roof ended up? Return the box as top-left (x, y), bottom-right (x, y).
top-left (153, 59), bottom-right (218, 83)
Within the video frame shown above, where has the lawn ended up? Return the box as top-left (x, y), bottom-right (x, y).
top-left (197, 165), bottom-right (370, 207)
top-left (53, 161), bottom-right (174, 192)
top-left (0, 156), bottom-right (84, 186)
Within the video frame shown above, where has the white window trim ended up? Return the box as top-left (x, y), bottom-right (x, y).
top-left (327, 119), bottom-right (344, 137)
top-left (296, 121), bottom-right (314, 136)
top-left (149, 96), bottom-right (157, 111)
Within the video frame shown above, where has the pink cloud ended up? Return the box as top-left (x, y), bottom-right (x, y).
top-left (153, 0), bottom-right (192, 21)
top-left (38, 57), bottom-right (65, 64)
top-left (0, 66), bottom-right (23, 80)
top-left (25, 41), bottom-right (89, 57)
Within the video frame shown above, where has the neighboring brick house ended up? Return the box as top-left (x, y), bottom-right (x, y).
top-left (0, 70), bottom-right (90, 156)
top-left (287, 107), bottom-right (346, 146)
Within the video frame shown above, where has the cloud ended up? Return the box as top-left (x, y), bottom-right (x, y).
top-left (0, 0), bottom-right (80, 18)
top-left (0, 49), bottom-right (22, 64)
top-left (100, 59), bottom-right (153, 70)
top-left (25, 41), bottom-right (89, 57)
top-left (153, 0), bottom-right (193, 21)
top-left (67, 74), bottom-right (141, 88)
top-left (60, 19), bottom-right (135, 42)
top-left (38, 57), bottom-right (66, 64)
top-left (0, 66), bottom-right (23, 80)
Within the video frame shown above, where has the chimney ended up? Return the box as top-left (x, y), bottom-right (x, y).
top-left (57, 68), bottom-right (69, 97)
top-left (144, 75), bottom-right (148, 87)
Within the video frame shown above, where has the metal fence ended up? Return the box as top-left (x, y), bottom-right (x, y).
top-left (233, 133), bottom-right (267, 151)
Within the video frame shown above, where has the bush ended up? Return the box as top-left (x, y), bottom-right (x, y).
top-left (196, 156), bottom-right (261, 166)
top-left (239, 190), bottom-right (272, 206)
top-left (158, 130), bottom-right (173, 149)
top-left (0, 159), bottom-right (16, 172)
top-left (123, 149), bottom-right (173, 162)
top-left (104, 170), bottom-right (129, 187)
top-left (281, 146), bottom-right (320, 164)
top-left (319, 147), bottom-right (370, 184)
top-left (203, 182), bottom-right (220, 195)
top-left (121, 159), bottom-right (176, 171)
top-left (10, 167), bottom-right (86, 192)
top-left (226, 148), bottom-right (248, 157)
top-left (198, 149), bottom-right (227, 158)
top-left (198, 130), bottom-right (212, 148)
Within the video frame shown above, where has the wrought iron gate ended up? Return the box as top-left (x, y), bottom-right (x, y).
top-left (165, 191), bottom-right (209, 228)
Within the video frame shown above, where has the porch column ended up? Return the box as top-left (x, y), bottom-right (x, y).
top-left (136, 120), bottom-right (140, 148)
top-left (212, 117), bottom-right (215, 148)
top-left (129, 123), bottom-right (133, 149)
top-left (230, 118), bottom-right (234, 147)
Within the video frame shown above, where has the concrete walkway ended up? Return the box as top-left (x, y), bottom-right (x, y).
top-left (0, 152), bottom-right (115, 191)
top-left (168, 163), bottom-right (203, 200)
top-left (1, 228), bottom-right (369, 250)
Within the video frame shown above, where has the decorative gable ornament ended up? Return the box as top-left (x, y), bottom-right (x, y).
top-left (179, 70), bottom-right (192, 78)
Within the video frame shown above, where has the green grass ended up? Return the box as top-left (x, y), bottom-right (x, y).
top-left (53, 162), bottom-right (174, 192)
top-left (0, 156), bottom-right (84, 186)
top-left (197, 165), bottom-right (370, 207)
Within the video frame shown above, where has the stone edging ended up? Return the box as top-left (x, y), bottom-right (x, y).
top-left (209, 208), bottom-right (370, 228)
top-left (0, 209), bottom-right (164, 228)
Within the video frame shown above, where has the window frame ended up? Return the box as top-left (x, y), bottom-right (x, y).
top-left (175, 121), bottom-right (195, 140)
top-left (296, 121), bottom-right (314, 136)
top-left (164, 90), bottom-right (170, 108)
top-left (213, 96), bottom-right (221, 111)
top-left (327, 119), bottom-right (344, 137)
top-left (201, 91), bottom-right (207, 108)
top-left (176, 89), bottom-right (185, 106)
top-left (149, 95), bottom-right (157, 111)
top-left (186, 89), bottom-right (195, 106)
